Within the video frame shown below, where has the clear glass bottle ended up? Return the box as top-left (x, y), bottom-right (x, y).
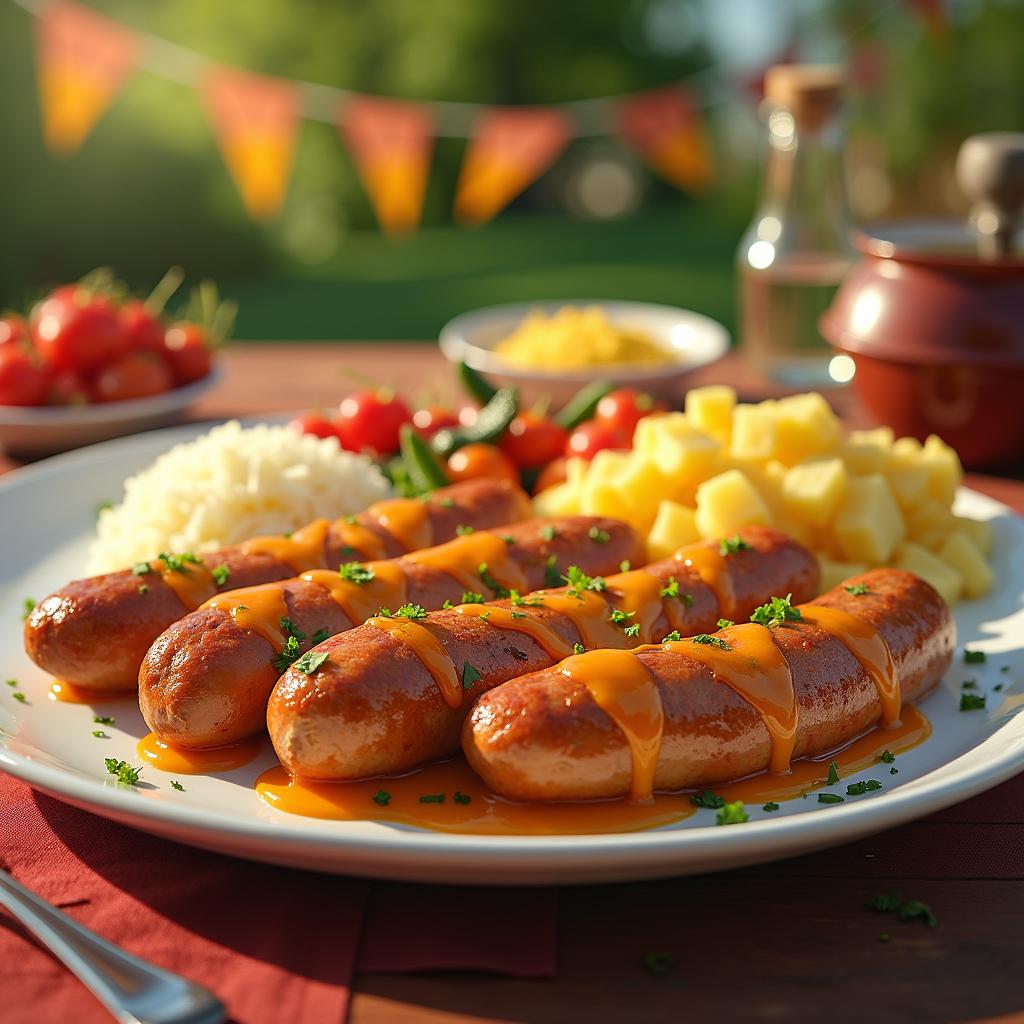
top-left (737, 64), bottom-right (854, 388)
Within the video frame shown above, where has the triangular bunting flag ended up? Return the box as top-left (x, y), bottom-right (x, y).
top-left (341, 97), bottom-right (434, 234)
top-left (454, 108), bottom-right (571, 224)
top-left (35, 0), bottom-right (138, 155)
top-left (203, 68), bottom-right (300, 219)
top-left (618, 86), bottom-right (713, 195)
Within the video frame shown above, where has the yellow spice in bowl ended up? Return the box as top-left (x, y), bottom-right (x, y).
top-left (493, 306), bottom-right (672, 370)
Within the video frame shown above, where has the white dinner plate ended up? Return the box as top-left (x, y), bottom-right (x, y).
top-left (1, 422), bottom-right (1023, 885)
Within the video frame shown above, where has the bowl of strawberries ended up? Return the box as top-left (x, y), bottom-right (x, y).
top-left (0, 268), bottom-right (232, 456)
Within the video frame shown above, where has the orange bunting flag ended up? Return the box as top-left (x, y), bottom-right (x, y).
top-left (340, 97), bottom-right (434, 234)
top-left (618, 86), bottom-right (713, 195)
top-left (35, 0), bottom-right (138, 155)
top-left (203, 68), bottom-right (300, 219)
top-left (454, 108), bottom-right (571, 224)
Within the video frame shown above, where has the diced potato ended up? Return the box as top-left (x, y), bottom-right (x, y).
top-left (893, 542), bottom-right (963, 605)
top-left (782, 458), bottom-right (848, 528)
top-left (730, 403), bottom-right (778, 461)
top-left (684, 385), bottom-right (736, 443)
top-left (586, 448), bottom-right (634, 483)
top-left (607, 457), bottom-right (673, 533)
top-left (817, 556), bottom-right (869, 595)
top-left (885, 446), bottom-right (931, 511)
top-left (833, 474), bottom-right (905, 563)
top-left (533, 480), bottom-right (581, 518)
top-left (695, 469), bottom-right (773, 539)
top-left (920, 434), bottom-right (962, 505)
top-left (939, 531), bottom-right (994, 599)
top-left (579, 479), bottom-right (633, 522)
top-left (849, 426), bottom-right (894, 448)
top-left (773, 393), bottom-right (842, 465)
top-left (647, 500), bottom-right (700, 561)
top-left (565, 456), bottom-right (589, 489)
top-left (906, 498), bottom-right (955, 537)
top-left (633, 414), bottom-right (720, 486)
top-left (953, 515), bottom-right (992, 556)
top-left (840, 438), bottom-right (889, 476)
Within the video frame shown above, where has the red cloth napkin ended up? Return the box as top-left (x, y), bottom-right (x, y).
top-left (0, 773), bottom-right (557, 1024)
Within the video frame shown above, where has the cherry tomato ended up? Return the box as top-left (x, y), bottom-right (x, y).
top-left (46, 367), bottom-right (90, 406)
top-left (533, 456), bottom-right (568, 494)
top-left (594, 389), bottom-right (669, 445)
top-left (498, 413), bottom-right (569, 470)
top-left (0, 347), bottom-right (47, 405)
top-left (92, 351), bottom-right (173, 403)
top-left (565, 419), bottom-right (626, 461)
top-left (31, 287), bottom-right (125, 372)
top-left (290, 411), bottom-right (341, 441)
top-left (162, 321), bottom-right (212, 386)
top-left (412, 405), bottom-right (459, 438)
top-left (335, 390), bottom-right (412, 456)
top-left (0, 315), bottom-right (28, 349)
top-left (446, 443), bottom-right (520, 483)
top-left (120, 301), bottom-right (166, 355)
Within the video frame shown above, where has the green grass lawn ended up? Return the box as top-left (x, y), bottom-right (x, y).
top-left (226, 203), bottom-right (744, 342)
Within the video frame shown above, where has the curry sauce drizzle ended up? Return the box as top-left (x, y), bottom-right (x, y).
top-left (366, 616), bottom-right (463, 708)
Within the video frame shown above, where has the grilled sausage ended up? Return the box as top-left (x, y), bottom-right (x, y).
top-left (269, 526), bottom-right (819, 780)
top-left (24, 478), bottom-right (530, 691)
top-left (463, 569), bottom-right (955, 801)
top-left (140, 515), bottom-right (641, 748)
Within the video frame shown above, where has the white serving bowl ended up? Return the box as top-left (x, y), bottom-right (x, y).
top-left (0, 361), bottom-right (223, 457)
top-left (439, 299), bottom-right (730, 408)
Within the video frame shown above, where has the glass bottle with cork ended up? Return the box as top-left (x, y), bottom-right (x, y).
top-left (737, 64), bottom-right (854, 387)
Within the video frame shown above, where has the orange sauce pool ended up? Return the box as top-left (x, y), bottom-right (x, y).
top-left (137, 732), bottom-right (264, 774)
top-left (255, 705), bottom-right (930, 835)
top-left (49, 680), bottom-right (134, 704)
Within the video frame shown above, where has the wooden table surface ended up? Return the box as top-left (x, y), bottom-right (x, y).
top-left (3, 343), bottom-right (1023, 1024)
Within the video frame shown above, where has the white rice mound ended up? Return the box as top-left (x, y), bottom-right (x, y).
top-left (87, 420), bottom-right (392, 574)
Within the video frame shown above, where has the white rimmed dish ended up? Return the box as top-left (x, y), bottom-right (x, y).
top-left (0, 362), bottom-right (223, 457)
top-left (1, 421), bottom-right (1022, 885)
top-left (438, 300), bottom-right (730, 407)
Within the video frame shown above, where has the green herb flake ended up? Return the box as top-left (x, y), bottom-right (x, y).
top-left (573, 642), bottom-right (586, 655)
top-left (960, 693), bottom-right (986, 711)
top-left (719, 535), bottom-right (750, 556)
top-left (846, 779), bottom-right (883, 796)
top-left (817, 793), bottom-right (845, 804)
top-left (750, 593), bottom-right (803, 629)
top-left (373, 789), bottom-right (391, 806)
top-left (339, 561), bottom-right (376, 585)
top-left (544, 555), bottom-right (562, 588)
top-left (1000, 664), bottom-right (1011, 673)
top-left (562, 566), bottom-right (606, 596)
top-left (22, 597), bottom-right (36, 620)
top-left (690, 790), bottom-right (725, 809)
top-left (716, 800), bottom-right (749, 826)
top-left (511, 610), bottom-right (527, 619)
top-left (844, 583), bottom-right (871, 596)
top-left (453, 791), bottom-right (472, 805)
top-left (478, 562), bottom-right (511, 598)
top-left (93, 715), bottom-right (116, 726)
top-left (878, 932), bottom-right (891, 944)
top-left (104, 758), bottom-right (141, 786)
top-left (609, 608), bottom-right (635, 626)
top-left (92, 730), bottom-right (108, 739)
top-left (310, 627), bottom-right (331, 645)
top-left (619, 560), bottom-right (631, 573)
top-left (157, 551), bottom-right (201, 573)
top-left (659, 578), bottom-right (680, 599)
top-left (763, 801), bottom-right (780, 812)
top-left (691, 634), bottom-right (731, 650)
top-left (963, 648), bottom-right (986, 664)
top-left (4, 679), bottom-right (16, 688)
top-left (131, 562), bottom-right (152, 577)
top-left (644, 952), bottom-right (675, 978)
top-left (138, 584), bottom-right (149, 595)
top-left (540, 524), bottom-right (557, 542)
top-left (418, 793), bottom-right (445, 804)
top-left (460, 591), bottom-right (486, 605)
top-left (211, 564), bottom-right (231, 586)
top-left (294, 650), bottom-right (330, 675)
top-left (96, 500), bottom-right (113, 518)
top-left (279, 617), bottom-right (307, 641)
top-left (624, 624), bottom-right (641, 638)
top-left (961, 679), bottom-right (977, 690)
top-left (171, 780), bottom-right (185, 792)
top-left (461, 661), bottom-right (483, 689)
top-left (438, 497), bottom-right (455, 508)
top-left (890, 767), bottom-right (898, 775)
top-left (588, 526), bottom-right (611, 544)
top-left (661, 630), bottom-right (682, 642)
top-left (880, 750), bottom-right (896, 764)
top-left (899, 900), bottom-right (938, 928)
top-left (12, 692), bottom-right (26, 703)
top-left (272, 635), bottom-right (302, 673)
top-left (867, 892), bottom-right (902, 913)
top-left (994, 683), bottom-right (1004, 692)
top-left (826, 760), bottom-right (840, 786)
top-left (717, 618), bottom-right (734, 630)
top-left (455, 524), bottom-right (475, 537)
top-left (501, 534), bottom-right (516, 545)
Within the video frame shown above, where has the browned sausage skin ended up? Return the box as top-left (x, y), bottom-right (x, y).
top-left (140, 515), bottom-right (642, 749)
top-left (463, 569), bottom-right (955, 802)
top-left (24, 477), bottom-right (531, 691)
top-left (268, 526), bottom-right (819, 780)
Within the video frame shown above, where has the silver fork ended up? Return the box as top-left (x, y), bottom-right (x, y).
top-left (0, 867), bottom-right (225, 1024)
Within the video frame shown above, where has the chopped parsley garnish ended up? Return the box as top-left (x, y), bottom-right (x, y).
top-left (442, 600), bottom-right (454, 610)
top-left (460, 591), bottom-right (486, 605)
top-left (890, 767), bottom-right (898, 775)
top-left (311, 627), bottom-right (331, 645)
top-left (508, 589), bottom-right (543, 608)
top-left (563, 566), bottom-right (606, 597)
top-left (620, 560), bottom-right (631, 573)
top-left (544, 555), bottom-right (562, 588)
top-left (844, 583), bottom-right (871, 596)
top-left (716, 801), bottom-right (749, 825)
top-left (846, 779), bottom-right (883, 796)
top-left (378, 603), bottom-right (428, 621)
top-left (717, 618), bottom-right (734, 630)
top-left (131, 562), bottom-right (152, 576)
top-left (880, 750), bottom-right (896, 764)
top-left (763, 802), bottom-right (780, 812)
top-left (343, 515), bottom-right (358, 526)
top-left (540, 524), bottom-right (557, 542)
top-left (339, 562), bottom-right (376, 585)
top-left (959, 693), bottom-right (986, 711)
top-left (501, 534), bottom-right (516, 545)
top-left (817, 793), bottom-right (844, 804)
top-left (478, 563), bottom-right (510, 598)
top-left (868, 893), bottom-right (937, 928)
top-left (273, 635), bottom-right (302, 672)
top-left (1001, 665), bottom-right (1011, 673)
top-left (373, 790), bottom-right (391, 806)
top-left (659, 578), bottom-right (679, 599)
top-left (644, 952), bottom-right (674, 978)
top-left (588, 526), bottom-right (611, 544)
top-left (661, 630), bottom-right (682, 642)
top-left (994, 683), bottom-right (1004, 692)
top-left (691, 634), bottom-right (731, 650)
top-left (12, 692), bottom-right (26, 703)
top-left (96, 500), bottom-right (113, 517)
top-left (4, 678), bottom-right (16, 687)
top-left (211, 564), bottom-right (230, 586)
top-left (138, 584), bottom-right (149, 595)
top-left (93, 715), bottom-right (116, 726)
top-left (453, 791), bottom-right (472, 805)
top-left (750, 594), bottom-right (802, 629)
top-left (826, 760), bottom-right (840, 786)
top-left (461, 661), bottom-right (483, 689)
top-left (418, 793), bottom-right (445, 804)
top-left (511, 610), bottom-right (527, 619)
top-left (962, 679), bottom-right (977, 689)
top-left (438, 497), bottom-right (455, 508)
top-left (92, 730), bottom-right (108, 739)
top-left (868, 892), bottom-right (902, 913)
top-left (293, 650), bottom-right (330, 675)
top-left (624, 624), bottom-right (641, 638)
top-left (279, 617), bottom-right (306, 640)
top-left (690, 790), bottom-right (725, 809)
top-left (719, 535), bottom-right (749, 556)
top-left (22, 597), bottom-right (36, 620)
top-left (157, 551), bottom-right (201, 573)
top-left (963, 648), bottom-right (986, 664)
top-left (104, 758), bottom-right (141, 786)
top-left (171, 780), bottom-right (185, 791)
top-left (455, 524), bottom-right (475, 536)
top-left (573, 642), bottom-right (586, 655)
top-left (609, 608), bottom-right (635, 626)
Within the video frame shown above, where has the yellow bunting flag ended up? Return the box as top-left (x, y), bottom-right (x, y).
top-left (341, 97), bottom-right (434, 234)
top-left (618, 86), bottom-right (712, 195)
top-left (203, 68), bottom-right (300, 219)
top-left (454, 108), bottom-right (571, 224)
top-left (35, 0), bottom-right (137, 155)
